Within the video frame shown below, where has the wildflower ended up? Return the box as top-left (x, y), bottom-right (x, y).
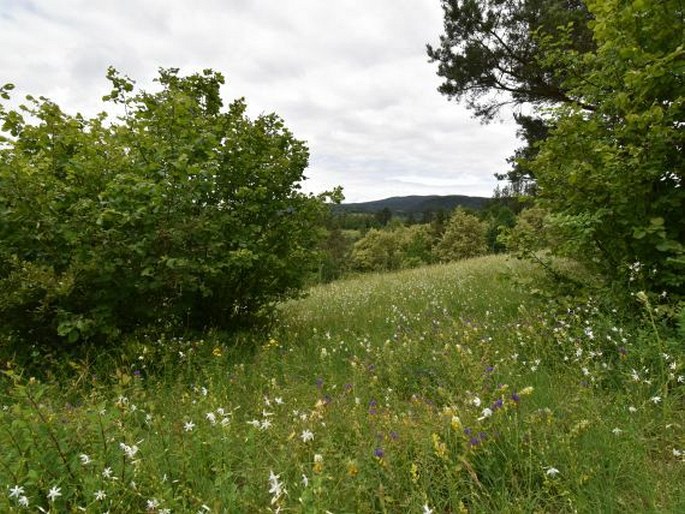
top-left (300, 429), bottom-right (314, 442)
top-left (472, 397), bottom-right (481, 407)
top-left (184, 420), bottom-right (195, 432)
top-left (478, 407), bottom-right (493, 421)
top-left (18, 495), bottom-right (29, 507)
top-left (628, 406), bottom-right (637, 413)
top-left (9, 485), bottom-right (24, 498)
top-left (159, 509), bottom-right (171, 514)
top-left (260, 418), bottom-right (273, 430)
top-left (274, 397), bottom-right (284, 405)
top-left (545, 467), bottom-right (560, 478)
top-left (247, 419), bottom-right (261, 427)
top-left (519, 386), bottom-right (534, 396)
top-left (650, 396), bottom-right (662, 404)
top-left (423, 505), bottom-right (434, 514)
top-left (347, 460), bottom-right (359, 477)
top-left (672, 448), bottom-right (683, 457)
top-left (94, 490), bottom-right (107, 501)
top-left (451, 415), bottom-right (462, 430)
top-left (120, 442), bottom-right (139, 459)
top-left (79, 453), bottom-right (91, 465)
top-left (147, 498), bottom-right (160, 510)
top-left (47, 486), bottom-right (62, 502)
top-left (206, 412), bottom-right (217, 424)
top-left (611, 427), bottom-right (623, 436)
top-left (102, 467), bottom-right (114, 479)
top-left (220, 417), bottom-right (231, 427)
top-left (268, 470), bottom-right (285, 502)
top-left (313, 454), bottom-right (324, 473)
top-left (301, 474), bottom-right (309, 487)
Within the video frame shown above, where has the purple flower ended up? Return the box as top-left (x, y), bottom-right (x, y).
top-left (315, 377), bottom-right (324, 389)
top-left (485, 366), bottom-right (494, 373)
top-left (511, 392), bottom-right (521, 403)
top-left (492, 398), bottom-right (504, 410)
top-left (390, 430), bottom-right (399, 441)
top-left (464, 428), bottom-right (473, 436)
top-left (374, 447), bottom-right (384, 458)
top-left (469, 437), bottom-right (480, 447)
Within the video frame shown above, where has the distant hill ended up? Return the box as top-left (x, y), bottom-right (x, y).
top-left (333, 195), bottom-right (490, 216)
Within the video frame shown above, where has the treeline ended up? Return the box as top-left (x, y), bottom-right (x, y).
top-left (315, 200), bottom-right (519, 282)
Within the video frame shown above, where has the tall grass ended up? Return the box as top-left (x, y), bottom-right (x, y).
top-left (1, 255), bottom-right (683, 512)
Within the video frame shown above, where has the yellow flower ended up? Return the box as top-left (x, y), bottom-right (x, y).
top-left (347, 460), bottom-right (359, 477)
top-left (212, 347), bottom-right (222, 358)
top-left (432, 433), bottom-right (449, 460)
top-left (519, 386), bottom-right (534, 396)
top-left (410, 462), bottom-right (419, 484)
top-left (313, 454), bottom-right (324, 474)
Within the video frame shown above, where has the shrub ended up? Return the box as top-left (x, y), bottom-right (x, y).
top-left (0, 68), bottom-right (333, 346)
top-left (432, 208), bottom-right (487, 262)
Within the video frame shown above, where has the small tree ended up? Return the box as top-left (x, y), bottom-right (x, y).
top-left (0, 68), bottom-right (334, 346)
top-left (433, 209), bottom-right (488, 262)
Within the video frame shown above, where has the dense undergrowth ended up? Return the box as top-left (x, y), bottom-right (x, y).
top-left (1, 255), bottom-right (683, 512)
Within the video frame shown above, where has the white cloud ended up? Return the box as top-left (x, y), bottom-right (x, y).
top-left (0, 0), bottom-right (521, 202)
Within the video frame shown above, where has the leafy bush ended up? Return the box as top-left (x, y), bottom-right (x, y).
top-left (432, 208), bottom-right (487, 262)
top-left (350, 225), bottom-right (434, 272)
top-left (0, 68), bottom-right (333, 345)
top-left (528, 0), bottom-right (685, 297)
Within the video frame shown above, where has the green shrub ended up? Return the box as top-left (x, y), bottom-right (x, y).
top-left (432, 208), bottom-right (487, 262)
top-left (0, 68), bottom-right (332, 346)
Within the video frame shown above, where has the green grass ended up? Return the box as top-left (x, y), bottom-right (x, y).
top-left (1, 255), bottom-right (683, 513)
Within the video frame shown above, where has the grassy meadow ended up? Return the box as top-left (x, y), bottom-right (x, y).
top-left (1, 255), bottom-right (684, 513)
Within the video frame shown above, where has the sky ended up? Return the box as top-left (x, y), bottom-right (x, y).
top-left (0, 0), bottom-right (521, 202)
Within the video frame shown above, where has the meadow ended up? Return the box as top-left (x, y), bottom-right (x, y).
top-left (1, 255), bottom-right (683, 513)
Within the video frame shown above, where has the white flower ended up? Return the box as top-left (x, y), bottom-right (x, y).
top-left (268, 470), bottom-right (285, 501)
top-left (472, 397), bottom-right (481, 407)
top-left (478, 407), bottom-right (493, 421)
top-left (206, 412), bottom-right (217, 424)
top-left (247, 419), bottom-right (261, 427)
top-left (102, 467), bottom-right (114, 479)
top-left (545, 467), bottom-right (560, 478)
top-left (301, 474), bottom-right (309, 487)
top-left (260, 418), bottom-right (273, 430)
top-left (9, 485), bottom-right (24, 498)
top-left (79, 453), bottom-right (91, 465)
top-left (184, 420), bottom-right (195, 432)
top-left (628, 406), bottom-right (638, 413)
top-left (611, 427), bottom-right (623, 435)
top-left (146, 498), bottom-right (160, 510)
top-left (119, 443), bottom-right (139, 459)
top-left (673, 448), bottom-right (683, 457)
top-left (650, 396), bottom-right (662, 404)
top-left (18, 495), bottom-right (29, 507)
top-left (274, 397), bottom-right (284, 405)
top-left (300, 429), bottom-right (314, 442)
top-left (94, 490), bottom-right (107, 501)
top-left (159, 509), bottom-right (171, 514)
top-left (47, 486), bottom-right (62, 502)
top-left (221, 417), bottom-right (231, 427)
top-left (423, 504), bottom-right (434, 514)
top-left (630, 369), bottom-right (640, 382)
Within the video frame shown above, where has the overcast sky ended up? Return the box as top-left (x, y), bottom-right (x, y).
top-left (0, 0), bottom-right (520, 202)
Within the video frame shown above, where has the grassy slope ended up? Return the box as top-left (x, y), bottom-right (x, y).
top-left (1, 255), bottom-right (683, 513)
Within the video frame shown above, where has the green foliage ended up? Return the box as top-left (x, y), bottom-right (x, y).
top-left (350, 224), bottom-right (435, 272)
top-left (529, 0), bottom-right (685, 296)
top-left (432, 208), bottom-right (487, 262)
top-left (0, 68), bottom-right (333, 346)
